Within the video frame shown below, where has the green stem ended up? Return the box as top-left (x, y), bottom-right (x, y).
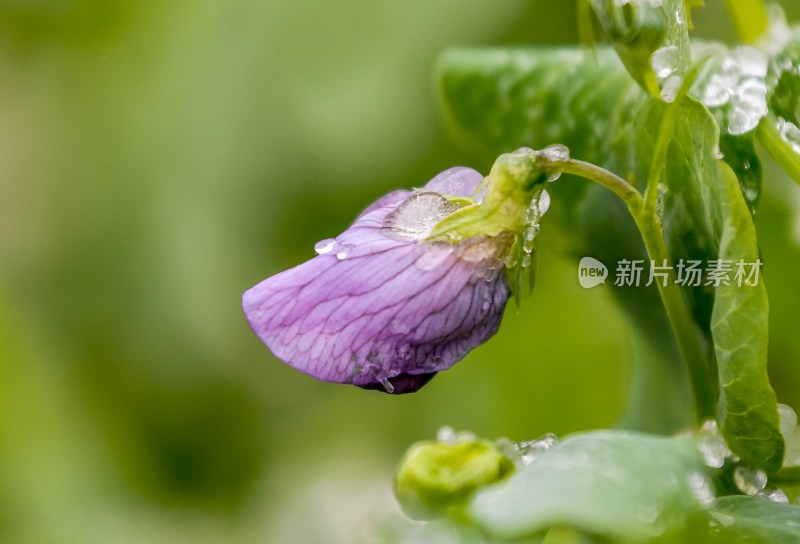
top-left (724, 0), bottom-right (769, 44)
top-left (757, 114), bottom-right (800, 186)
top-left (558, 158), bottom-right (714, 423)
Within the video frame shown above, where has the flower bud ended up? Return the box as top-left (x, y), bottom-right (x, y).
top-left (394, 438), bottom-right (514, 520)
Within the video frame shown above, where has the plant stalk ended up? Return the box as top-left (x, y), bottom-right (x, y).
top-left (558, 158), bottom-right (715, 422)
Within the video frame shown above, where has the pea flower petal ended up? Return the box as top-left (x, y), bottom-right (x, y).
top-left (242, 167), bottom-right (513, 394)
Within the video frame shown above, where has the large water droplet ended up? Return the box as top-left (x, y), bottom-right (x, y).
top-left (733, 465), bottom-right (768, 495)
top-left (314, 238), bottom-right (337, 255)
top-left (383, 192), bottom-right (459, 241)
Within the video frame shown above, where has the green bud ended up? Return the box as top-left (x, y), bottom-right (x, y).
top-left (393, 438), bottom-right (515, 521)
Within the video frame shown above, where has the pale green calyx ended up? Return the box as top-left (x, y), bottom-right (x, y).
top-left (427, 146), bottom-right (566, 297)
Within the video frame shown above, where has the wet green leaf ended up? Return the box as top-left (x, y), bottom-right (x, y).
top-left (711, 163), bottom-right (784, 473)
top-left (691, 496), bottom-right (800, 543)
top-left (468, 431), bottom-right (708, 543)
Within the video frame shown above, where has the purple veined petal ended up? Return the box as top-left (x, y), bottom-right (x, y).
top-left (243, 179), bottom-right (512, 394)
top-left (422, 167), bottom-right (484, 198)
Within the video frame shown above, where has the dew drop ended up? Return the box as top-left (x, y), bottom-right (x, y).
top-left (756, 486), bottom-right (789, 503)
top-left (336, 244), bottom-right (354, 260)
top-left (709, 511), bottom-right (736, 527)
top-left (701, 74), bottom-right (731, 108)
top-left (651, 45), bottom-right (680, 80)
top-left (314, 238), bottom-right (337, 255)
top-left (514, 433), bottom-right (558, 466)
top-left (379, 376), bottom-right (395, 393)
top-left (482, 301), bottom-right (491, 311)
top-left (540, 144), bottom-right (570, 163)
top-left (437, 426), bottom-right (476, 444)
top-left (660, 74), bottom-right (683, 103)
top-left (732, 46), bottom-right (768, 79)
top-left (733, 465), bottom-right (768, 495)
top-left (698, 420), bottom-right (731, 469)
top-left (778, 404), bottom-right (798, 456)
top-left (521, 253), bottom-right (532, 268)
top-left (777, 117), bottom-right (800, 154)
top-left (537, 189), bottom-right (551, 215)
top-left (687, 471), bottom-right (715, 506)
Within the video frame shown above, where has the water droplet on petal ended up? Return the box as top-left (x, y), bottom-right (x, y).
top-left (521, 253), bottom-right (532, 268)
top-left (383, 192), bottom-right (459, 241)
top-left (336, 244), bottom-right (355, 260)
top-left (379, 376), bottom-right (395, 393)
top-left (314, 238), bottom-right (337, 255)
top-left (513, 433), bottom-right (558, 466)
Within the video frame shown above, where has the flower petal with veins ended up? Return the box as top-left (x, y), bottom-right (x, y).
top-left (242, 167), bottom-right (511, 394)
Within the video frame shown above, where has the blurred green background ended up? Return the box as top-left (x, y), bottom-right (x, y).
top-left (0, 1), bottom-right (799, 542)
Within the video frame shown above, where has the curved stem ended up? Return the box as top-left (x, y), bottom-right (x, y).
top-left (558, 159), bottom-right (643, 211)
top-left (556, 157), bottom-right (714, 423)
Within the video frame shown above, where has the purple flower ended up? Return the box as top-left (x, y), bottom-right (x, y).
top-left (242, 167), bottom-right (516, 394)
